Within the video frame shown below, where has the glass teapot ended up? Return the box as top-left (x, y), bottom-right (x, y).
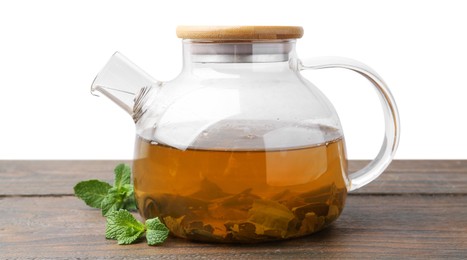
top-left (91, 26), bottom-right (399, 243)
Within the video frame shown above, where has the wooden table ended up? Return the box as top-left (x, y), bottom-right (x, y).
top-left (1, 160), bottom-right (466, 259)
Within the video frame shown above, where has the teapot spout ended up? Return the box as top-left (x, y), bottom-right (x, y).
top-left (91, 52), bottom-right (160, 117)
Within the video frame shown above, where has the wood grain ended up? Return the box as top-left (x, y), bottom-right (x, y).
top-left (0, 161), bottom-right (466, 259)
top-left (1, 160), bottom-right (466, 196)
top-left (0, 160), bottom-right (129, 196)
top-left (352, 160), bottom-right (467, 194)
top-left (0, 195), bottom-right (466, 259)
top-left (176, 26), bottom-right (304, 40)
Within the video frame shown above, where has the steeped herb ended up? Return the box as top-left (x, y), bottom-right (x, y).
top-left (141, 181), bottom-right (346, 242)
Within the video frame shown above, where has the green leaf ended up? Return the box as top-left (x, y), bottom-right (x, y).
top-left (101, 184), bottom-right (137, 216)
top-left (101, 188), bottom-right (123, 216)
top-left (114, 164), bottom-right (131, 189)
top-left (123, 197), bottom-right (137, 211)
top-left (247, 199), bottom-right (298, 238)
top-left (146, 217), bottom-right (169, 245)
top-left (121, 184), bottom-right (137, 211)
top-left (74, 180), bottom-right (112, 209)
top-left (106, 209), bottom-right (146, 245)
top-left (121, 183), bottom-right (134, 196)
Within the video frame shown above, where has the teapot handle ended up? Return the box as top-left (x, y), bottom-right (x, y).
top-left (297, 57), bottom-right (400, 191)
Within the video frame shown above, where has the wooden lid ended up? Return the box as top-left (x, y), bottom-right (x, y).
top-left (176, 26), bottom-right (304, 40)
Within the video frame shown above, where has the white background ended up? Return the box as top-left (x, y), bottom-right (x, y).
top-left (0, 0), bottom-right (466, 159)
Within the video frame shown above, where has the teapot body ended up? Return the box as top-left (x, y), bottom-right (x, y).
top-left (91, 26), bottom-right (400, 243)
top-left (132, 40), bottom-right (349, 242)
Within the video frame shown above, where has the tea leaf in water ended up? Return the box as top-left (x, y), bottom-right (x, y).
top-left (225, 222), bottom-right (262, 241)
top-left (73, 180), bottom-right (112, 209)
top-left (292, 203), bottom-right (329, 219)
top-left (220, 188), bottom-right (260, 209)
top-left (297, 212), bottom-right (318, 236)
top-left (152, 194), bottom-right (208, 219)
top-left (326, 205), bottom-right (340, 222)
top-left (247, 199), bottom-right (298, 238)
top-left (184, 221), bottom-right (224, 242)
top-left (191, 179), bottom-right (230, 200)
top-left (163, 216), bottom-right (186, 238)
top-left (208, 188), bottom-right (257, 221)
top-left (269, 189), bottom-right (305, 209)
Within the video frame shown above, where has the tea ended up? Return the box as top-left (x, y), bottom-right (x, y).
top-left (133, 122), bottom-right (348, 242)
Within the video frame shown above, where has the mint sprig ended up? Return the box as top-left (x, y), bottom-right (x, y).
top-left (74, 163), bottom-right (169, 245)
top-left (73, 164), bottom-right (137, 216)
top-left (106, 209), bottom-right (169, 245)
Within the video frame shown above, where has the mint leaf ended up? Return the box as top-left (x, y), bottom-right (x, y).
top-left (101, 183), bottom-right (137, 215)
top-left (121, 184), bottom-right (137, 211)
top-left (74, 180), bottom-right (112, 209)
top-left (101, 187), bottom-right (123, 216)
top-left (146, 217), bottom-right (169, 245)
top-left (121, 184), bottom-right (134, 198)
top-left (114, 164), bottom-right (131, 189)
top-left (106, 209), bottom-right (145, 245)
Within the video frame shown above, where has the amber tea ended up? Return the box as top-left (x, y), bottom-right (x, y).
top-left (133, 122), bottom-right (348, 243)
